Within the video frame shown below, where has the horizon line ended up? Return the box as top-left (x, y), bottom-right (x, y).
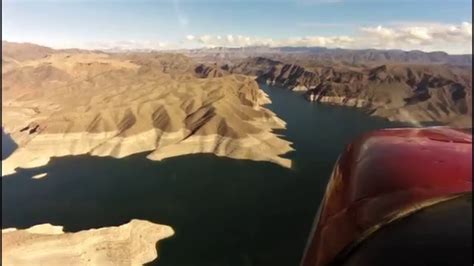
top-left (2, 40), bottom-right (473, 56)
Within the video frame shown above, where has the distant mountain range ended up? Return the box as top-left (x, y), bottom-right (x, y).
top-left (3, 41), bottom-right (471, 66)
top-left (183, 46), bottom-right (472, 67)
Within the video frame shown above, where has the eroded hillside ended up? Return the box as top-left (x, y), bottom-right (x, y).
top-left (195, 56), bottom-right (472, 127)
top-left (2, 43), bottom-right (293, 176)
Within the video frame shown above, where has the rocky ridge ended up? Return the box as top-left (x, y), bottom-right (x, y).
top-left (194, 57), bottom-right (472, 127)
top-left (2, 43), bottom-right (293, 175)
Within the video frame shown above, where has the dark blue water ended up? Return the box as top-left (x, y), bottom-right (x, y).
top-left (2, 85), bottom-right (411, 266)
top-left (2, 128), bottom-right (17, 160)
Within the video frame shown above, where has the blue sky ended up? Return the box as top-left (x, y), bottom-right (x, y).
top-left (2, 0), bottom-right (472, 53)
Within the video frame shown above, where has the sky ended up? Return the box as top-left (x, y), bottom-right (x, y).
top-left (2, 0), bottom-right (472, 54)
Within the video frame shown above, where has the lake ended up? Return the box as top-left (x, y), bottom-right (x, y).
top-left (2, 128), bottom-right (17, 160)
top-left (2, 84), bottom-right (411, 266)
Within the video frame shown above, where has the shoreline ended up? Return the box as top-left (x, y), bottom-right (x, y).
top-left (2, 118), bottom-right (293, 176)
top-left (2, 219), bottom-right (174, 265)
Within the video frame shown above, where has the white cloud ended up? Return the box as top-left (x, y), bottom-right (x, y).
top-left (186, 34), bottom-right (354, 48)
top-left (185, 22), bottom-right (472, 54)
top-left (6, 22), bottom-right (470, 54)
top-left (358, 22), bottom-right (472, 53)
